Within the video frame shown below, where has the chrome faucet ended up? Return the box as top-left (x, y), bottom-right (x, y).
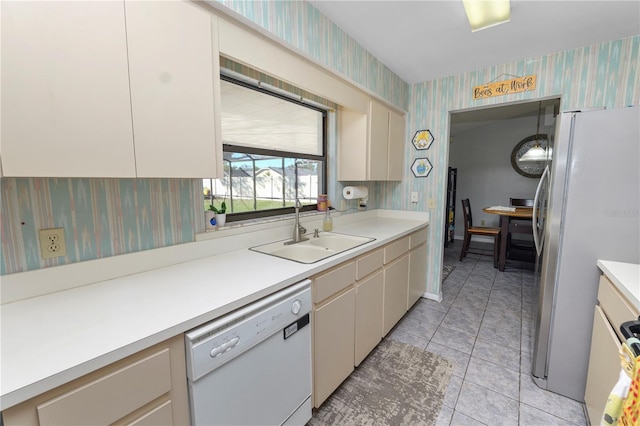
top-left (285, 199), bottom-right (308, 245)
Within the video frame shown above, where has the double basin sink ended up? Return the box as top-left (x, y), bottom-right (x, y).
top-left (250, 232), bottom-right (375, 263)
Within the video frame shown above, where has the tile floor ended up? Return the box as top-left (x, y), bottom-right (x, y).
top-left (387, 242), bottom-right (588, 425)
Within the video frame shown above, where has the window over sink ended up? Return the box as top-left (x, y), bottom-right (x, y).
top-left (203, 71), bottom-right (329, 222)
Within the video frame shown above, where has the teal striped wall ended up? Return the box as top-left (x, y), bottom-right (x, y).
top-left (1, 179), bottom-right (200, 274)
top-left (376, 36), bottom-right (640, 295)
top-left (213, 0), bottom-right (410, 110)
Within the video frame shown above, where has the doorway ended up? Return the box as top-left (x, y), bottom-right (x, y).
top-left (443, 98), bottom-right (560, 272)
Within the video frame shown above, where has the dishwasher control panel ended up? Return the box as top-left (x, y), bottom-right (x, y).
top-left (185, 280), bottom-right (312, 381)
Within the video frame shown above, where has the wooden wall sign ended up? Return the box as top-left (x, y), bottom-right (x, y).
top-left (473, 75), bottom-right (536, 100)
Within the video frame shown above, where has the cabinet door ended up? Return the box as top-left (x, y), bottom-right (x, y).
top-left (383, 254), bottom-right (409, 335)
top-left (408, 243), bottom-right (427, 309)
top-left (584, 305), bottom-right (622, 425)
top-left (367, 100), bottom-right (389, 180)
top-left (337, 108), bottom-right (368, 181)
top-left (314, 288), bottom-right (356, 408)
top-left (1, 1), bottom-right (136, 177)
top-left (126, 0), bottom-right (221, 178)
top-left (355, 271), bottom-right (383, 366)
top-left (387, 110), bottom-right (405, 181)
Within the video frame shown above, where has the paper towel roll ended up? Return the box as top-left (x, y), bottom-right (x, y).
top-left (343, 186), bottom-right (368, 200)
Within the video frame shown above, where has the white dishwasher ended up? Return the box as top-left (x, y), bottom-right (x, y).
top-left (185, 280), bottom-right (312, 426)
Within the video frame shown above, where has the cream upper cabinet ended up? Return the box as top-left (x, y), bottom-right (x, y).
top-left (338, 100), bottom-right (406, 181)
top-left (126, 0), bottom-right (221, 178)
top-left (1, 0), bottom-right (222, 178)
top-left (387, 109), bottom-right (405, 181)
top-left (1, 1), bottom-right (136, 177)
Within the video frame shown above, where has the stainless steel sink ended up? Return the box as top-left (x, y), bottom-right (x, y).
top-left (250, 232), bottom-right (375, 263)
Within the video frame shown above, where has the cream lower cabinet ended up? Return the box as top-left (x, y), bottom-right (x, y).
top-left (2, 335), bottom-right (190, 426)
top-left (313, 288), bottom-right (356, 408)
top-left (355, 249), bottom-right (385, 366)
top-left (355, 271), bottom-right (384, 366)
top-left (383, 254), bottom-right (410, 335)
top-left (408, 227), bottom-right (429, 309)
top-left (584, 274), bottom-right (640, 425)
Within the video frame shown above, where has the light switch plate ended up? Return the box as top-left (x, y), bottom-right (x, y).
top-left (39, 228), bottom-right (67, 259)
top-left (428, 199), bottom-right (436, 209)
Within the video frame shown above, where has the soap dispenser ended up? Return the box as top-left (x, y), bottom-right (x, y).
top-left (322, 208), bottom-right (333, 232)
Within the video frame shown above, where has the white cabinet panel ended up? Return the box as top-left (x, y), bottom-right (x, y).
top-left (355, 271), bottom-right (383, 366)
top-left (383, 254), bottom-right (409, 335)
top-left (338, 100), bottom-right (405, 181)
top-left (313, 288), bottom-right (355, 408)
top-left (408, 243), bottom-right (427, 309)
top-left (1, 1), bottom-right (135, 177)
top-left (387, 109), bottom-right (405, 181)
top-left (368, 100), bottom-right (389, 180)
top-left (126, 0), bottom-right (221, 178)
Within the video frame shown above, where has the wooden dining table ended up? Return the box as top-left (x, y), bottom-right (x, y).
top-left (483, 207), bottom-right (534, 271)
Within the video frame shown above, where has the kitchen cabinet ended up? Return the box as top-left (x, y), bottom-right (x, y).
top-left (313, 287), bottom-right (356, 408)
top-left (1, 0), bottom-right (221, 178)
top-left (312, 232), bottom-right (421, 407)
top-left (355, 249), bottom-right (385, 366)
top-left (408, 227), bottom-right (429, 309)
top-left (383, 254), bottom-right (410, 335)
top-left (125, 0), bottom-right (221, 178)
top-left (1, 1), bottom-right (136, 177)
top-left (584, 273), bottom-right (640, 424)
top-left (2, 335), bottom-right (190, 426)
top-left (337, 100), bottom-right (405, 181)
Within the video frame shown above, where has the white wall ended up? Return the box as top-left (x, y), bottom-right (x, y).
top-left (449, 115), bottom-right (549, 239)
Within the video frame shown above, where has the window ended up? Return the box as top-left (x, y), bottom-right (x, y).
top-left (203, 75), bottom-right (327, 221)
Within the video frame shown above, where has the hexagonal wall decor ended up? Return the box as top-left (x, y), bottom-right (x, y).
top-left (412, 129), bottom-right (434, 150)
top-left (411, 158), bottom-right (432, 178)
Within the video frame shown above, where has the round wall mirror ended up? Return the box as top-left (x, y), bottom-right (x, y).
top-left (511, 134), bottom-right (549, 178)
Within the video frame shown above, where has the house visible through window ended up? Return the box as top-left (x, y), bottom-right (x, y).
top-left (203, 75), bottom-right (327, 221)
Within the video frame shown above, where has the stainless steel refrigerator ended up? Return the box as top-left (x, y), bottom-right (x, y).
top-left (530, 106), bottom-right (640, 401)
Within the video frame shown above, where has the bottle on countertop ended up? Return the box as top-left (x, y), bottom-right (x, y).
top-left (322, 208), bottom-right (333, 232)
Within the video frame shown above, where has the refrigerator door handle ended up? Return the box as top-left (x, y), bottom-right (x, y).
top-left (533, 165), bottom-right (549, 256)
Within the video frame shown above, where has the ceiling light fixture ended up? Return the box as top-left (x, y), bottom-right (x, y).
top-left (519, 101), bottom-right (549, 162)
top-left (463, 0), bottom-right (511, 32)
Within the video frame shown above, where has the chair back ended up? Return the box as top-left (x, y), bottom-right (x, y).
top-left (510, 198), bottom-right (534, 207)
top-left (461, 198), bottom-right (473, 231)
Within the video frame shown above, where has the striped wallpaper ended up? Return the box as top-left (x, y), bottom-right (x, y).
top-left (1, 179), bottom-right (200, 274)
top-left (1, 0), bottom-right (638, 291)
top-left (376, 36), bottom-right (640, 295)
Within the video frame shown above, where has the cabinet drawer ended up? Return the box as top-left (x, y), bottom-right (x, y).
top-left (36, 349), bottom-right (172, 425)
top-left (584, 305), bottom-right (622, 425)
top-left (409, 227), bottom-right (428, 250)
top-left (383, 236), bottom-right (410, 264)
top-left (314, 261), bottom-right (356, 304)
top-left (598, 274), bottom-right (638, 341)
top-left (356, 249), bottom-right (383, 280)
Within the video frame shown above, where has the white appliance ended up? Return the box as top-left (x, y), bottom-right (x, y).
top-left (531, 106), bottom-right (640, 401)
top-left (185, 280), bottom-right (313, 425)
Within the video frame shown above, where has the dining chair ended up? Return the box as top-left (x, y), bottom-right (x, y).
top-left (507, 198), bottom-right (535, 262)
top-left (459, 199), bottom-right (501, 268)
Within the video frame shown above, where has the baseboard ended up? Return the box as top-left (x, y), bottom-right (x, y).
top-left (422, 291), bottom-right (442, 302)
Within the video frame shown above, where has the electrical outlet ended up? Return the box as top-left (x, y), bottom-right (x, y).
top-left (428, 199), bottom-right (436, 209)
top-left (481, 220), bottom-right (485, 226)
top-left (39, 228), bottom-right (67, 259)
top-left (410, 192), bottom-right (419, 203)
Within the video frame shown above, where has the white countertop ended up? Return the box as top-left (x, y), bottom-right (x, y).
top-left (597, 260), bottom-right (640, 311)
top-left (0, 210), bottom-right (428, 411)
